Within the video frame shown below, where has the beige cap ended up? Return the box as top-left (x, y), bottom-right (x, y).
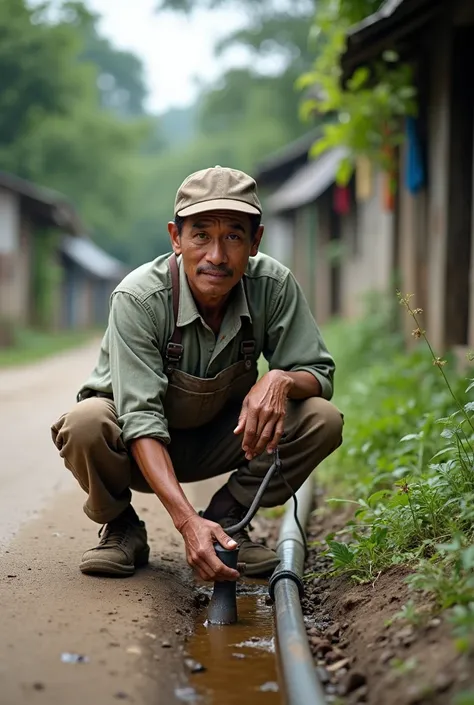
top-left (174, 165), bottom-right (262, 217)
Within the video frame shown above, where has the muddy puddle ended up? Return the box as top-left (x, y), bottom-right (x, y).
top-left (177, 580), bottom-right (281, 704)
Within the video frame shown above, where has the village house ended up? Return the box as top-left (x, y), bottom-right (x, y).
top-left (256, 0), bottom-right (474, 357)
top-left (256, 139), bottom-right (394, 329)
top-left (0, 171), bottom-right (126, 346)
top-left (59, 235), bottom-right (127, 330)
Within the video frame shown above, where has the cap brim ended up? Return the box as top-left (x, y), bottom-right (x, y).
top-left (177, 199), bottom-right (261, 217)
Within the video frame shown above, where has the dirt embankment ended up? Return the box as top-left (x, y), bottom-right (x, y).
top-left (301, 504), bottom-right (474, 705)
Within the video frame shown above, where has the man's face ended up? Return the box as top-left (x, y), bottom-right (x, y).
top-left (168, 210), bottom-right (264, 303)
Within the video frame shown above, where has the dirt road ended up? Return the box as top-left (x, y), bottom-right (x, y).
top-left (0, 341), bottom-right (218, 705)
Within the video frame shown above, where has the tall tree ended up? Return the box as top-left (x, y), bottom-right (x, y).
top-left (1, 0), bottom-right (328, 268)
top-left (132, 0), bottom-right (319, 264)
top-left (60, 2), bottom-right (148, 117)
top-left (157, 0), bottom-right (316, 151)
top-left (0, 0), bottom-right (89, 158)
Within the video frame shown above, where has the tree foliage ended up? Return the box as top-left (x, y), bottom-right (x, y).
top-left (156, 0), bottom-right (313, 15)
top-left (298, 0), bottom-right (418, 184)
top-left (135, 0), bottom-right (319, 262)
top-left (63, 1), bottom-right (148, 116)
top-left (0, 0), bottom-right (321, 267)
top-left (0, 0), bottom-right (88, 151)
top-left (0, 0), bottom-right (156, 264)
top-left (156, 0), bottom-right (316, 145)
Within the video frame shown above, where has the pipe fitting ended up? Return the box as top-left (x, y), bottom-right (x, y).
top-left (268, 567), bottom-right (304, 603)
top-left (207, 544), bottom-right (239, 625)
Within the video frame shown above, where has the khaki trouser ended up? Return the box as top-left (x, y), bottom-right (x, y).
top-left (51, 397), bottom-right (343, 525)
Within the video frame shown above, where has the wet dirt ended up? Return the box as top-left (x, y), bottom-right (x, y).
top-left (183, 581), bottom-right (281, 705)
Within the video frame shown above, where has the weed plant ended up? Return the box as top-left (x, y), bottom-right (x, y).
top-left (313, 292), bottom-right (474, 644)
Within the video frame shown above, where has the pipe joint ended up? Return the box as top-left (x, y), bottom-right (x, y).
top-left (268, 568), bottom-right (304, 603)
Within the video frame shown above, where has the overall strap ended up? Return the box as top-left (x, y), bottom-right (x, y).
top-left (166, 261), bottom-right (256, 373)
top-left (165, 254), bottom-right (183, 374)
top-left (240, 276), bottom-right (256, 371)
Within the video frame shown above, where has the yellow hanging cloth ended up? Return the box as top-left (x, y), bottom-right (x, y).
top-left (355, 155), bottom-right (373, 201)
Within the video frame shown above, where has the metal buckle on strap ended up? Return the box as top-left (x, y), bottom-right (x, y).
top-left (240, 340), bottom-right (255, 370)
top-left (167, 342), bottom-right (183, 360)
top-left (165, 342), bottom-right (183, 373)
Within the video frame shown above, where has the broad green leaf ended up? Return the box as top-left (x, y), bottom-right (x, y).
top-left (348, 66), bottom-right (370, 91)
top-left (367, 490), bottom-right (391, 507)
top-left (336, 156), bottom-right (354, 186)
top-left (295, 73), bottom-right (317, 91)
top-left (431, 446), bottom-right (457, 460)
top-left (441, 428), bottom-right (456, 439)
top-left (400, 433), bottom-right (421, 442)
top-left (327, 540), bottom-right (355, 567)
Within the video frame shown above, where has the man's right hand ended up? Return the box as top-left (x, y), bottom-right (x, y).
top-left (130, 437), bottom-right (240, 582)
top-left (178, 514), bottom-right (240, 582)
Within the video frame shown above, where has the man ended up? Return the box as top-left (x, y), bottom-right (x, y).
top-left (51, 165), bottom-right (342, 583)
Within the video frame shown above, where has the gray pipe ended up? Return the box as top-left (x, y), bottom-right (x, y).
top-left (269, 480), bottom-right (327, 705)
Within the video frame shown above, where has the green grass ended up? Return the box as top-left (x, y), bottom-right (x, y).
top-left (0, 327), bottom-right (100, 368)
top-left (311, 294), bottom-right (474, 652)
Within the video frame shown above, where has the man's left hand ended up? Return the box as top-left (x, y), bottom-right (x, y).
top-left (234, 370), bottom-right (293, 460)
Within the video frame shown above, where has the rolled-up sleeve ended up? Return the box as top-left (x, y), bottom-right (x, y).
top-left (264, 272), bottom-right (335, 400)
top-left (109, 292), bottom-right (170, 445)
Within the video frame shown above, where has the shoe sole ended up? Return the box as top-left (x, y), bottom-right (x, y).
top-left (80, 548), bottom-right (150, 577)
top-left (242, 556), bottom-right (281, 578)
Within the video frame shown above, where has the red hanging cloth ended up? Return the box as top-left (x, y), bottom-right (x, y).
top-left (333, 185), bottom-right (351, 215)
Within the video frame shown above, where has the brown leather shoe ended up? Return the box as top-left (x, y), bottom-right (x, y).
top-left (80, 515), bottom-right (150, 577)
top-left (219, 506), bottom-right (280, 578)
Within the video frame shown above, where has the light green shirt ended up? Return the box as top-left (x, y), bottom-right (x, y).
top-left (79, 252), bottom-right (335, 445)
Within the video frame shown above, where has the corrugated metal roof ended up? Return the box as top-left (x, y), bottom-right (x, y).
top-left (266, 147), bottom-right (349, 214)
top-left (342, 0), bottom-right (439, 78)
top-left (348, 0), bottom-right (406, 39)
top-left (254, 129), bottom-right (321, 184)
top-left (61, 235), bottom-right (126, 280)
top-left (0, 171), bottom-right (83, 234)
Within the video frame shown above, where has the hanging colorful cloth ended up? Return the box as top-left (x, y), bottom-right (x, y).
top-left (355, 155), bottom-right (373, 201)
top-left (333, 185), bottom-right (351, 215)
top-left (380, 138), bottom-right (397, 212)
top-left (405, 116), bottom-right (425, 194)
top-left (382, 171), bottom-right (397, 212)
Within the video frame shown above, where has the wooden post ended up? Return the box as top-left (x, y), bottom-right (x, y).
top-left (426, 18), bottom-right (452, 352)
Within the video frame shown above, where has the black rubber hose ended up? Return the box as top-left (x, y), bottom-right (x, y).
top-left (224, 450), bottom-right (281, 537)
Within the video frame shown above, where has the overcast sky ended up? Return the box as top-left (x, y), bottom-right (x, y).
top-left (85, 0), bottom-right (247, 114)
